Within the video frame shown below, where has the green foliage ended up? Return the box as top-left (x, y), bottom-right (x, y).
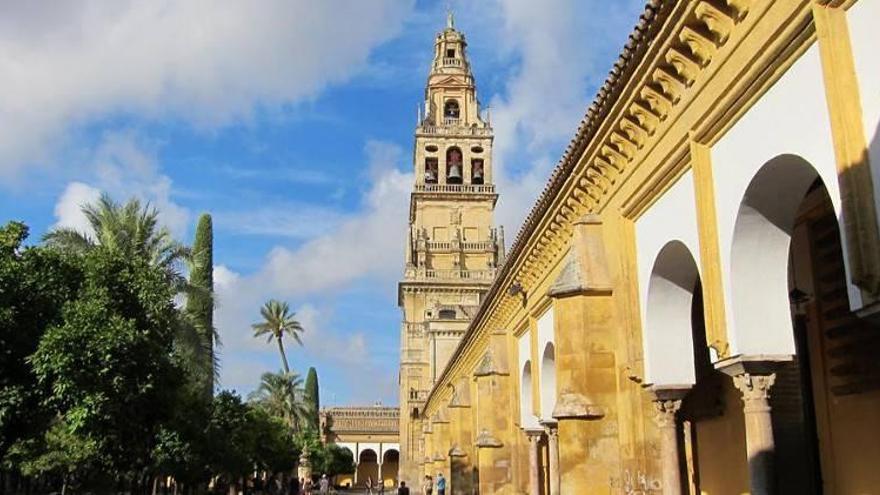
top-left (304, 367), bottom-right (319, 430)
top-left (293, 430), bottom-right (354, 478)
top-left (29, 246), bottom-right (182, 476)
top-left (1, 213), bottom-right (310, 489)
top-left (251, 299), bottom-right (305, 373)
top-left (249, 371), bottom-right (310, 432)
top-left (42, 194), bottom-right (190, 283)
top-left (185, 213), bottom-right (215, 398)
top-left (205, 391), bottom-right (298, 479)
top-left (0, 222), bottom-right (81, 461)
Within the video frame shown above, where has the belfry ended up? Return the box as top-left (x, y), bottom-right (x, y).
top-left (397, 12), bottom-right (503, 486)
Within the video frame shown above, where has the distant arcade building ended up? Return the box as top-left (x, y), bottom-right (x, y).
top-left (397, 12), bottom-right (503, 486)
top-left (319, 406), bottom-right (400, 489)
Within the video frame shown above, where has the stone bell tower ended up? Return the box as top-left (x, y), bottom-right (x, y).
top-left (397, 12), bottom-right (503, 485)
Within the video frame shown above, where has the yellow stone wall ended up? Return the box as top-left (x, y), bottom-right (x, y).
top-left (412, 0), bottom-right (880, 493)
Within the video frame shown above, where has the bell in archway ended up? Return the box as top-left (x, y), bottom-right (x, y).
top-left (473, 165), bottom-right (483, 181)
top-left (447, 162), bottom-right (462, 182)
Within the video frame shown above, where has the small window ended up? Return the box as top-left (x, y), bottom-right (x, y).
top-left (471, 146), bottom-right (484, 153)
top-left (446, 49), bottom-right (456, 58)
top-left (425, 144), bottom-right (439, 153)
top-left (438, 308), bottom-right (456, 319)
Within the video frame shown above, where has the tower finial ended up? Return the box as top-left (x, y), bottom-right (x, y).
top-left (446, 6), bottom-right (454, 30)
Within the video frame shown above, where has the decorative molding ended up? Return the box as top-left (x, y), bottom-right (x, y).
top-left (448, 445), bottom-right (467, 458)
top-left (551, 390), bottom-right (605, 420)
top-left (474, 429), bottom-right (503, 449)
top-left (472, 348), bottom-right (508, 377)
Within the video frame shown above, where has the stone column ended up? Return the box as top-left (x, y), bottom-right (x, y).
top-left (524, 428), bottom-right (543, 495)
top-left (541, 420), bottom-right (560, 495)
top-left (735, 373), bottom-right (777, 495)
top-left (716, 355), bottom-right (789, 495)
top-left (648, 386), bottom-right (690, 495)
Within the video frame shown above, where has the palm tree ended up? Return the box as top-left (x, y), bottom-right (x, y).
top-left (249, 371), bottom-right (310, 431)
top-left (43, 194), bottom-right (190, 284)
top-left (251, 299), bottom-right (304, 373)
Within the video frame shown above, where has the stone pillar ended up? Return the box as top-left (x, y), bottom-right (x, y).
top-left (547, 215), bottom-right (619, 492)
top-left (647, 386), bottom-right (690, 495)
top-left (473, 339), bottom-right (513, 493)
top-left (524, 428), bottom-right (543, 495)
top-left (541, 421), bottom-right (560, 495)
top-left (716, 355), bottom-right (789, 495)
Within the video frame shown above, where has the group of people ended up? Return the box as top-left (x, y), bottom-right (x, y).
top-left (394, 473), bottom-right (445, 495)
top-left (285, 472), bottom-right (446, 495)
top-left (290, 474), bottom-right (331, 494)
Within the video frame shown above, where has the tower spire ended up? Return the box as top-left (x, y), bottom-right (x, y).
top-left (446, 7), bottom-right (454, 29)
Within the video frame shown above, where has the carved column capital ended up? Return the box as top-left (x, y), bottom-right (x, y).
top-left (652, 398), bottom-right (682, 428)
top-left (523, 428), bottom-right (543, 444)
top-left (732, 373), bottom-right (776, 411)
top-left (540, 420), bottom-right (559, 438)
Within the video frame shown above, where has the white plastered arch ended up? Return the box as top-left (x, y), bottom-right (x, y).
top-left (535, 308), bottom-right (555, 421)
top-left (643, 240), bottom-right (701, 386)
top-left (711, 44), bottom-right (857, 356)
top-left (729, 154), bottom-right (821, 356)
top-left (540, 342), bottom-right (556, 421)
top-left (520, 360), bottom-right (539, 428)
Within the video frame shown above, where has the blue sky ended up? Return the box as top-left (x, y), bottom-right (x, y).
top-left (0, 0), bottom-right (644, 405)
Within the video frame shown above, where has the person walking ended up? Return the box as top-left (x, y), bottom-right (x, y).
top-left (366, 476), bottom-right (374, 494)
top-left (397, 481), bottom-right (411, 495)
top-left (422, 475), bottom-right (433, 495)
top-left (319, 474), bottom-right (330, 494)
top-left (435, 473), bottom-right (446, 495)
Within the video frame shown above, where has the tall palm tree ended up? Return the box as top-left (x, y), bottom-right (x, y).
top-left (249, 371), bottom-right (310, 431)
top-left (43, 194), bottom-right (190, 284)
top-left (251, 299), bottom-right (304, 373)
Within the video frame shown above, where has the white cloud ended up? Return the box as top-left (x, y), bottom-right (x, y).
top-left (53, 181), bottom-right (101, 234)
top-left (50, 130), bottom-right (190, 237)
top-left (260, 140), bottom-right (411, 294)
top-left (212, 140), bottom-right (410, 394)
top-left (461, 0), bottom-right (644, 235)
top-left (0, 0), bottom-right (413, 177)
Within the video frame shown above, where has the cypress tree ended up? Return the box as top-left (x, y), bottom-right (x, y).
top-left (304, 367), bottom-right (319, 429)
top-left (187, 213), bottom-right (214, 397)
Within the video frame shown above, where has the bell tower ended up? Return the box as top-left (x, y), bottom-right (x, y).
top-left (397, 12), bottom-right (503, 484)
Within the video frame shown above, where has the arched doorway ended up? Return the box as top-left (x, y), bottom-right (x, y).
top-left (357, 449), bottom-right (379, 488)
top-left (729, 155), bottom-right (880, 492)
top-left (382, 449), bottom-right (399, 488)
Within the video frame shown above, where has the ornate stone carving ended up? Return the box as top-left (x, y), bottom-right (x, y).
top-left (652, 398), bottom-right (682, 428)
top-left (732, 373), bottom-right (776, 411)
top-left (695, 2), bottom-right (734, 43)
top-left (679, 26), bottom-right (717, 66)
